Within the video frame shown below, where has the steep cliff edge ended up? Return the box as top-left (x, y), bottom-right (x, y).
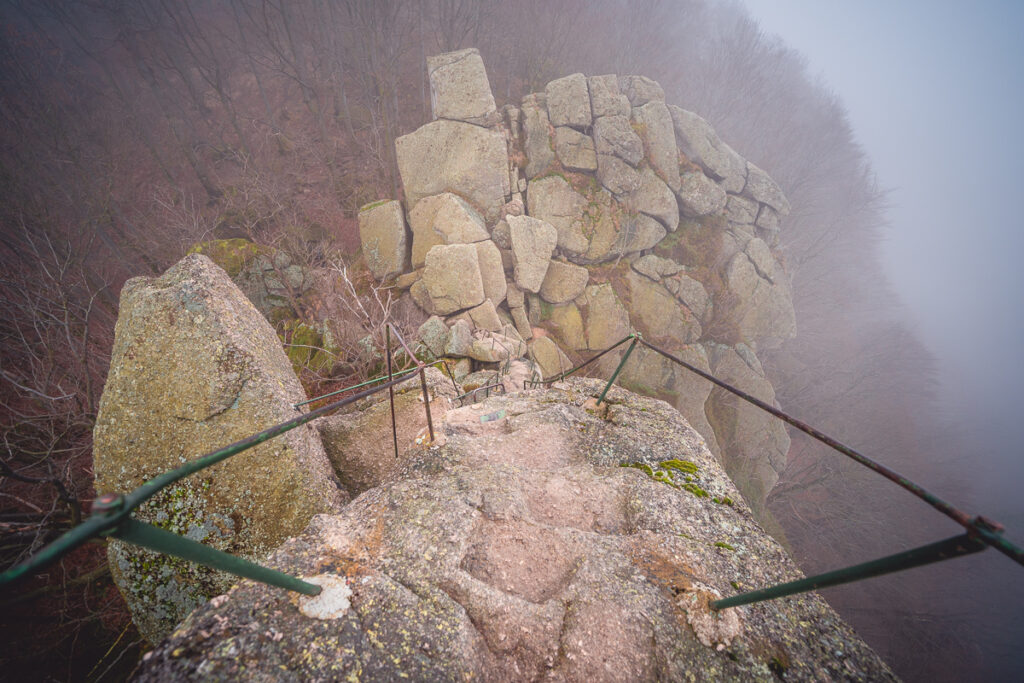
top-left (134, 378), bottom-right (894, 681)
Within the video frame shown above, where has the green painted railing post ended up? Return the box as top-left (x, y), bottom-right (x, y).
top-left (94, 494), bottom-right (322, 597)
top-left (710, 532), bottom-right (987, 610)
top-left (597, 334), bottom-right (639, 405)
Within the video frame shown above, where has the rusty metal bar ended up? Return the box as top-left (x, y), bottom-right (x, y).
top-left (419, 365), bottom-right (435, 444)
top-left (637, 338), bottom-right (1024, 568)
top-left (524, 335), bottom-right (636, 388)
top-left (386, 326), bottom-right (399, 459)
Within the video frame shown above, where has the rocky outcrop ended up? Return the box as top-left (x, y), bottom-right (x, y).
top-left (136, 379), bottom-right (895, 682)
top-left (92, 255), bottom-right (345, 643)
top-left (427, 48), bottom-right (497, 126)
top-left (385, 50), bottom-right (798, 528)
top-left (395, 119), bottom-right (510, 223)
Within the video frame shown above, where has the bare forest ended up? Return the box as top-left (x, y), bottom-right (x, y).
top-left (0, 1), bottom-right (1004, 680)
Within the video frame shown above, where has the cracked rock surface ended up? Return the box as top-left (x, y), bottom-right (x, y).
top-left (135, 378), bottom-right (895, 681)
top-left (93, 254), bottom-right (345, 643)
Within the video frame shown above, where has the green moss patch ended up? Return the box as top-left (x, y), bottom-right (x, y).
top-left (187, 238), bottom-right (273, 278)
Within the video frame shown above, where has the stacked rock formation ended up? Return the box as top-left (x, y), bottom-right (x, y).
top-left (358, 49), bottom-right (797, 522)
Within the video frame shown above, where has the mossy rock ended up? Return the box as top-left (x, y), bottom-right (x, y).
top-left (187, 238), bottom-right (274, 278)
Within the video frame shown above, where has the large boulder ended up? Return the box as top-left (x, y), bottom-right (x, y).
top-left (588, 74), bottom-right (630, 118)
top-left (553, 126), bottom-right (597, 171)
top-left (421, 243), bottom-right (486, 314)
top-left (508, 215), bottom-right (557, 293)
top-left (620, 167), bottom-right (680, 232)
top-left (539, 259), bottom-right (589, 304)
top-left (526, 174), bottom-right (623, 263)
top-left (723, 238), bottom-right (796, 347)
top-left (92, 254), bottom-right (345, 643)
top-left (624, 270), bottom-right (701, 343)
top-left (358, 200), bottom-right (408, 280)
top-left (631, 101), bottom-right (680, 191)
top-left (593, 115), bottom-right (644, 166)
top-left (743, 162), bottom-right (791, 215)
top-left (705, 344), bottom-right (791, 522)
top-left (545, 72), bottom-right (591, 129)
top-left (474, 240), bottom-right (508, 305)
top-left (408, 193), bottom-right (489, 268)
top-left (427, 48), bottom-right (497, 126)
top-left (578, 283), bottom-right (631, 351)
top-left (520, 93), bottom-right (555, 179)
top-left (396, 119), bottom-right (510, 223)
top-left (137, 379), bottom-right (895, 683)
top-left (619, 75), bottom-right (665, 106)
top-left (528, 335), bottom-right (573, 378)
top-left (677, 170), bottom-right (728, 217)
top-left (668, 106), bottom-right (747, 194)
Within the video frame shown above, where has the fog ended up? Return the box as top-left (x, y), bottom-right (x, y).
top-left (744, 0), bottom-right (1024, 678)
top-left (0, 0), bottom-right (1020, 679)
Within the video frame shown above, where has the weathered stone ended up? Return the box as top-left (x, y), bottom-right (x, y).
top-left (526, 175), bottom-right (620, 263)
top-left (511, 306), bottom-right (532, 341)
top-left (545, 73), bottom-right (591, 129)
top-left (469, 331), bottom-right (527, 362)
top-left (553, 126), bottom-right (597, 171)
top-left (668, 106), bottom-right (747, 193)
top-left (396, 119), bottom-right (510, 223)
top-left (138, 379), bottom-right (895, 683)
top-left (539, 260), bottom-right (589, 304)
top-left (544, 302), bottom-right (586, 352)
top-left (624, 270), bottom-right (701, 343)
top-left (666, 273), bottom-right (711, 322)
top-left (618, 75), bottom-right (665, 106)
top-left (445, 318), bottom-right (474, 357)
top-left (491, 219), bottom-right (511, 249)
top-left (724, 247), bottom-right (796, 348)
top-left (474, 240), bottom-right (507, 305)
top-left (725, 195), bottom-right (759, 225)
top-left (417, 315), bottom-right (450, 357)
top-left (422, 244), bottom-right (485, 315)
top-left (632, 101), bottom-right (680, 191)
top-left (620, 344), bottom-right (719, 455)
top-left (467, 299), bottom-right (503, 332)
top-left (745, 237), bottom-right (775, 279)
top-left (588, 74), bottom-right (630, 118)
top-left (408, 193), bottom-right (489, 268)
top-left (706, 344), bottom-right (791, 520)
top-left (394, 269), bottom-right (422, 290)
top-left (528, 335), bottom-right (573, 378)
top-left (743, 161), bottom-right (790, 215)
top-left (427, 48), bottom-right (497, 126)
top-left (520, 93), bottom-right (555, 179)
top-left (92, 255), bottom-right (345, 642)
top-left (318, 368), bottom-right (455, 496)
top-left (677, 171), bottom-right (728, 217)
top-left (506, 282), bottom-right (525, 309)
top-left (617, 213), bottom-right (667, 255)
top-left (508, 215), bottom-right (557, 293)
top-left (621, 167), bottom-right (679, 232)
top-left (578, 283), bottom-right (631, 351)
top-left (358, 200), bottom-right (407, 280)
top-left (410, 279), bottom-right (434, 314)
top-left (632, 254), bottom-right (683, 281)
top-left (592, 115), bottom-right (644, 166)
top-left (756, 204), bottom-right (780, 231)
top-left (596, 153), bottom-right (641, 195)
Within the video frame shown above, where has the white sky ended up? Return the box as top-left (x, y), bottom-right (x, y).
top-left (740, 0), bottom-right (1024, 487)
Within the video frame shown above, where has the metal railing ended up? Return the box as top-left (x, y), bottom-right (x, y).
top-left (525, 332), bottom-right (1024, 609)
top-left (0, 324), bottom-right (439, 596)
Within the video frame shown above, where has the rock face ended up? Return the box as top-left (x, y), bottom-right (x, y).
top-left (427, 48), bottom-right (497, 126)
top-left (358, 200), bottom-right (407, 280)
top-left (386, 50), bottom-right (798, 533)
top-left (395, 119), bottom-right (510, 223)
top-left (92, 255), bottom-right (345, 643)
top-left (136, 379), bottom-right (895, 682)
top-left (422, 243), bottom-right (485, 314)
